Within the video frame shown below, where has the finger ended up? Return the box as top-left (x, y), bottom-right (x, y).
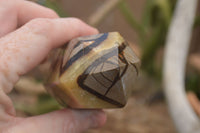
top-left (0, 89), bottom-right (15, 116)
top-left (0, 18), bottom-right (98, 113)
top-left (8, 109), bottom-right (106, 133)
top-left (0, 0), bottom-right (58, 37)
top-left (17, 0), bottom-right (59, 26)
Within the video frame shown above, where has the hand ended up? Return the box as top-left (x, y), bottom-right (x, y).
top-left (0, 0), bottom-right (106, 133)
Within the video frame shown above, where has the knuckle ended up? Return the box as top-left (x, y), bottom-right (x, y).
top-left (70, 17), bottom-right (84, 25)
top-left (25, 18), bottom-right (54, 35)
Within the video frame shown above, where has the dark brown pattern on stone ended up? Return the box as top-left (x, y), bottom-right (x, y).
top-left (61, 33), bottom-right (108, 74)
top-left (77, 43), bottom-right (129, 107)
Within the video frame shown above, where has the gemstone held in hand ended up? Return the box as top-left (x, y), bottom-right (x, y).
top-left (45, 32), bottom-right (140, 109)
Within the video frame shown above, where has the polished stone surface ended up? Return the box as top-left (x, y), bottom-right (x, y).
top-left (45, 32), bottom-right (140, 108)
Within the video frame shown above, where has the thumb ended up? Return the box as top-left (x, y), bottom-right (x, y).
top-left (8, 109), bottom-right (106, 133)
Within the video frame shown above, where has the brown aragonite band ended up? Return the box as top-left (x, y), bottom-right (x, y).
top-left (45, 32), bottom-right (140, 109)
top-left (61, 33), bottom-right (108, 73)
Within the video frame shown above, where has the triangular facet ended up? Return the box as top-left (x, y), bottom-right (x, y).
top-left (82, 67), bottom-right (127, 106)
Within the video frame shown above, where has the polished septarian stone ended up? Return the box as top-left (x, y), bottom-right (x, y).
top-left (45, 32), bottom-right (140, 108)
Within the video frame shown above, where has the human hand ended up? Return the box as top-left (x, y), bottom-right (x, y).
top-left (0, 0), bottom-right (106, 132)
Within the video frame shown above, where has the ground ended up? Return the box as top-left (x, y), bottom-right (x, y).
top-left (87, 94), bottom-right (177, 133)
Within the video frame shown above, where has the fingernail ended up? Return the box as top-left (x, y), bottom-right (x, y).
top-left (93, 28), bottom-right (99, 34)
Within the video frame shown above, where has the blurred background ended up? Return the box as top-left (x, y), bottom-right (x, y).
top-left (10, 0), bottom-right (200, 132)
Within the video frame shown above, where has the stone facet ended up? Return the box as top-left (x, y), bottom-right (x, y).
top-left (45, 32), bottom-right (140, 108)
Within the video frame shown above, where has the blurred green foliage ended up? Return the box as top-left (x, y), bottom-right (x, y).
top-left (37, 0), bottom-right (68, 17)
top-left (194, 15), bottom-right (200, 28)
top-left (186, 70), bottom-right (200, 98)
top-left (15, 93), bottom-right (61, 115)
top-left (186, 16), bottom-right (200, 98)
top-left (119, 0), bottom-right (200, 97)
top-left (119, 0), bottom-right (177, 80)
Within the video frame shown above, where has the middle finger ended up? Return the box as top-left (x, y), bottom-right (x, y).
top-left (0, 0), bottom-right (58, 37)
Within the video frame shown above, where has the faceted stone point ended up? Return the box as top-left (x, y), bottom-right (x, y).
top-left (45, 32), bottom-right (140, 109)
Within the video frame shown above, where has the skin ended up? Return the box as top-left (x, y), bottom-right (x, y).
top-left (0, 0), bottom-right (107, 133)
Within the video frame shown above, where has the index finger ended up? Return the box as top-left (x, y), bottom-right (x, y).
top-left (0, 18), bottom-right (98, 93)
